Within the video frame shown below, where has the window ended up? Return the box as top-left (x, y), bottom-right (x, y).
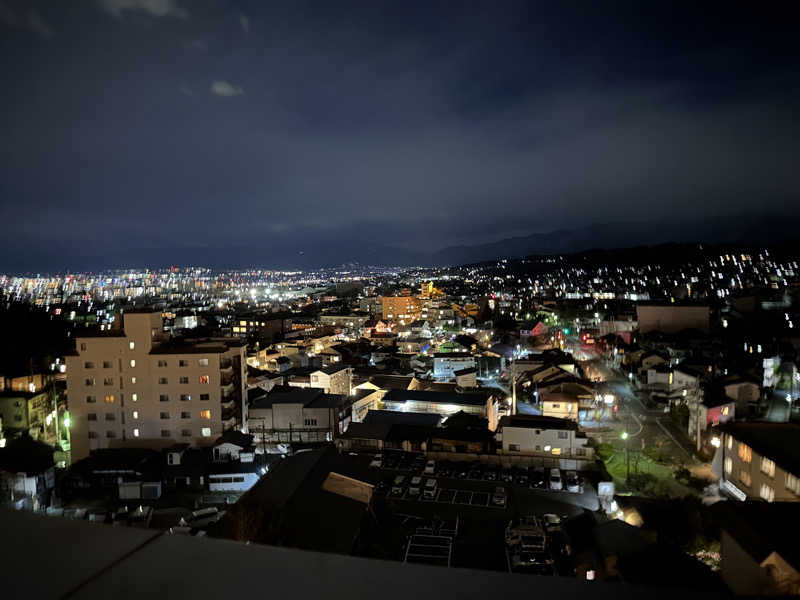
top-left (88, 413), bottom-right (97, 421)
top-left (181, 412), bottom-right (191, 419)
top-left (129, 341), bottom-right (135, 350)
top-left (14, 415), bottom-right (22, 422)
top-left (304, 418), bottom-right (318, 426)
top-left (106, 431), bottom-right (116, 439)
top-left (105, 413), bottom-right (115, 421)
top-left (738, 442), bottom-right (752, 463)
top-left (543, 445), bottom-right (551, 452)
top-left (85, 378), bottom-right (95, 386)
top-left (133, 428), bottom-right (140, 437)
top-left (739, 469), bottom-right (751, 487)
top-left (158, 360), bottom-right (168, 367)
top-left (159, 378), bottom-right (168, 385)
top-left (726, 434), bottom-right (733, 450)
top-left (86, 395), bottom-right (96, 404)
top-left (104, 394), bottom-right (115, 404)
top-left (201, 427), bottom-right (211, 437)
top-left (551, 448), bottom-right (562, 455)
top-left (132, 411), bottom-right (139, 419)
top-left (761, 457), bottom-right (776, 477)
top-left (181, 429), bottom-right (192, 437)
top-left (509, 444), bottom-right (520, 452)
top-left (159, 394), bottom-right (169, 402)
top-left (760, 483), bottom-right (775, 502)
top-left (129, 360), bottom-right (136, 368)
top-left (88, 431), bottom-right (98, 439)
top-left (80, 343), bottom-right (87, 351)
top-left (200, 410), bottom-right (211, 420)
top-left (131, 393), bottom-right (138, 402)
top-left (180, 394), bottom-right (191, 402)
top-left (787, 473), bottom-right (800, 495)
top-left (551, 403), bottom-right (560, 408)
top-left (161, 430), bottom-right (171, 438)
top-left (200, 394), bottom-right (209, 401)
top-left (722, 406), bottom-right (729, 416)
top-left (103, 377), bottom-right (114, 386)
top-left (84, 361), bottom-right (95, 369)
top-left (198, 358), bottom-right (208, 366)
top-left (103, 361), bottom-right (112, 369)
top-left (557, 431), bottom-right (568, 439)
top-left (131, 377), bottom-right (137, 384)
top-left (724, 457), bottom-right (733, 475)
top-left (199, 375), bottom-right (210, 384)
top-left (179, 360), bottom-right (189, 367)
top-left (160, 412), bottom-right (169, 419)
top-left (179, 377), bottom-right (189, 384)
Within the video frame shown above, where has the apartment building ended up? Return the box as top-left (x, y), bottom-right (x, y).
top-left (714, 423), bottom-right (800, 503)
top-left (495, 415), bottom-right (593, 460)
top-left (248, 386), bottom-right (348, 444)
top-left (433, 353), bottom-right (476, 379)
top-left (66, 312), bottom-right (247, 463)
top-left (380, 295), bottom-right (422, 322)
top-left (310, 365), bottom-right (352, 396)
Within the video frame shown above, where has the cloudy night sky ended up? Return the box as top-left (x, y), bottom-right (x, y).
top-left (1, 0), bottom-right (799, 271)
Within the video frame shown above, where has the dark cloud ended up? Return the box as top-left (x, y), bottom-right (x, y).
top-left (1, 1), bottom-right (799, 271)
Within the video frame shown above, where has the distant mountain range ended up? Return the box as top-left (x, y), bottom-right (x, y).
top-left (424, 214), bottom-right (800, 267)
top-left (4, 213), bottom-right (798, 273)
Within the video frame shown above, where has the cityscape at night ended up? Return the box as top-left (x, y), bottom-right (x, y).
top-left (1, 1), bottom-right (800, 598)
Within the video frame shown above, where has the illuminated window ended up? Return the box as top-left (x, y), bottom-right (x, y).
top-left (738, 442), bottom-right (752, 463)
top-left (198, 358), bottom-right (209, 366)
top-left (722, 406), bottom-right (729, 416)
top-left (199, 375), bottom-right (209, 384)
top-left (543, 445), bottom-right (551, 452)
top-left (104, 395), bottom-right (114, 404)
top-left (726, 435), bottom-right (733, 450)
top-left (132, 411), bottom-right (139, 419)
top-left (201, 427), bottom-right (211, 437)
top-left (551, 447), bottom-right (562, 455)
top-left (739, 469), bottom-right (751, 487)
top-left (129, 341), bottom-right (135, 350)
top-left (133, 428), bottom-right (140, 437)
top-left (131, 377), bottom-right (137, 384)
top-left (761, 457), bottom-right (775, 477)
top-left (200, 410), bottom-right (211, 420)
top-left (131, 393), bottom-right (138, 402)
top-left (724, 457), bottom-right (732, 475)
top-left (129, 359), bottom-right (136, 368)
top-left (787, 473), bottom-right (800, 495)
top-left (760, 483), bottom-right (775, 502)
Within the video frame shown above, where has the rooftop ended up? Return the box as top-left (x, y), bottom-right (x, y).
top-left (382, 388), bottom-right (490, 408)
top-left (497, 414), bottom-right (579, 432)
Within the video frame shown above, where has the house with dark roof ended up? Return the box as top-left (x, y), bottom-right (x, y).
top-left (495, 414), bottom-right (593, 462)
top-left (248, 386), bottom-right (349, 445)
top-left (381, 388), bottom-right (499, 429)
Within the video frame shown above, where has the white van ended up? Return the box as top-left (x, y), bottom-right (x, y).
top-left (548, 468), bottom-right (563, 491)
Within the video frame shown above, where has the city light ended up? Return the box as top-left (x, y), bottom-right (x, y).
top-left (620, 431), bottom-right (629, 440)
top-left (711, 436), bottom-right (721, 448)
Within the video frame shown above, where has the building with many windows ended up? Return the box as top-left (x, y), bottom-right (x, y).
top-left (713, 423), bottom-right (800, 503)
top-left (66, 312), bottom-right (247, 463)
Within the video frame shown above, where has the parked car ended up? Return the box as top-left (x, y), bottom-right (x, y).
top-left (541, 513), bottom-right (562, 531)
top-left (411, 455), bottom-right (427, 473)
top-left (423, 478), bottom-right (438, 499)
top-left (369, 453), bottom-right (383, 468)
top-left (548, 468), bottom-right (563, 491)
top-left (409, 476), bottom-right (423, 496)
top-left (483, 466), bottom-right (498, 481)
top-left (492, 486), bottom-right (507, 507)
top-left (565, 470), bottom-right (580, 493)
top-left (529, 468), bottom-right (545, 489)
top-left (390, 475), bottom-right (406, 497)
top-left (500, 468), bottom-right (515, 483)
top-left (424, 460), bottom-right (436, 475)
top-left (514, 468), bottom-right (529, 486)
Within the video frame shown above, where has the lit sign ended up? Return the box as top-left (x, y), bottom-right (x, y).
top-left (721, 479), bottom-right (746, 501)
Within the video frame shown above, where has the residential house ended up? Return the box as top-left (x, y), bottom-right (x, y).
top-left (495, 415), bottom-right (593, 461)
top-left (248, 386), bottom-right (348, 444)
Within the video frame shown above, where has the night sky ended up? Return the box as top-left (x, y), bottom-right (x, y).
top-left (1, 1), bottom-right (799, 271)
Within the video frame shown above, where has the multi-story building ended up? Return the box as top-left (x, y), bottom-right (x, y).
top-left (310, 366), bottom-right (352, 396)
top-left (714, 423), bottom-right (800, 503)
top-left (66, 311), bottom-right (247, 463)
top-left (495, 415), bottom-right (593, 461)
top-left (380, 296), bottom-right (422, 323)
top-left (231, 313), bottom-right (291, 342)
top-left (433, 353), bottom-right (476, 379)
top-left (248, 386), bottom-right (348, 444)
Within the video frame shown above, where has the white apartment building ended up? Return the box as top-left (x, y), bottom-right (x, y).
top-left (66, 312), bottom-right (247, 463)
top-left (433, 353), bottom-right (476, 379)
top-left (496, 414), bottom-right (593, 459)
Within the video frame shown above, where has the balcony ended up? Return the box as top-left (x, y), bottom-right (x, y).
top-left (221, 382), bottom-right (235, 397)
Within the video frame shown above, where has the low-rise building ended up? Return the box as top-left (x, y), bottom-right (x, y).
top-left (248, 386), bottom-right (348, 444)
top-left (433, 353), bottom-right (476, 379)
top-left (495, 414), bottom-right (593, 460)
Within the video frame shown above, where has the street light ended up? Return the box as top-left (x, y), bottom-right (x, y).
top-left (621, 430), bottom-right (630, 482)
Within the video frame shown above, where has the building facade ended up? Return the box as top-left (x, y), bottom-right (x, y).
top-left (66, 312), bottom-right (247, 463)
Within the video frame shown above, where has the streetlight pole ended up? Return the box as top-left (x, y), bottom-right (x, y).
top-left (621, 430), bottom-right (630, 482)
